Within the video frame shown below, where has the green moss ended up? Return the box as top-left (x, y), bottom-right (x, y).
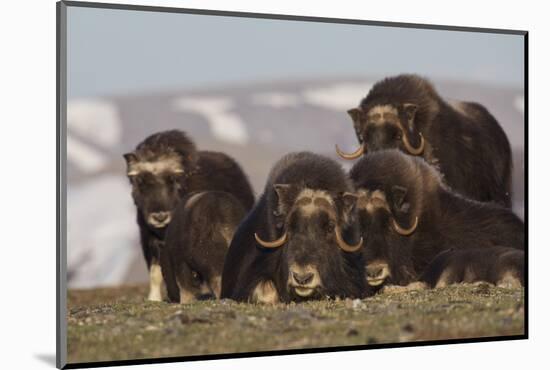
top-left (67, 283), bottom-right (524, 364)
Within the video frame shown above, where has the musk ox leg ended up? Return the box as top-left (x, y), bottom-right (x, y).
top-left (178, 284), bottom-right (196, 304)
top-left (148, 262), bottom-right (164, 302)
top-left (209, 275), bottom-right (222, 299)
top-left (176, 261), bottom-right (198, 304)
top-left (434, 267), bottom-right (459, 288)
top-left (250, 280), bottom-right (279, 304)
top-left (496, 270), bottom-right (523, 288)
top-left (159, 248), bottom-right (180, 303)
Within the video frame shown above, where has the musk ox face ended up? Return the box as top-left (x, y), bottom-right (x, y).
top-left (336, 103), bottom-right (425, 160)
top-left (356, 187), bottom-right (419, 288)
top-left (124, 151), bottom-right (187, 229)
top-left (255, 186), bottom-right (362, 300)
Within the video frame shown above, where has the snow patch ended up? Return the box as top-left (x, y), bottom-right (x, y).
top-left (302, 82), bottom-right (373, 111)
top-left (67, 175), bottom-right (139, 288)
top-left (67, 99), bottom-right (122, 147)
top-left (172, 96), bottom-right (249, 145)
top-left (67, 99), bottom-right (122, 174)
top-left (67, 135), bottom-right (109, 174)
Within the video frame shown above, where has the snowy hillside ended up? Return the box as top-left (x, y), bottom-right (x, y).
top-left (66, 77), bottom-right (525, 288)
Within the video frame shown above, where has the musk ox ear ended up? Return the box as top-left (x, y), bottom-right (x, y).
top-left (123, 152), bottom-right (137, 164)
top-left (336, 192), bottom-right (358, 225)
top-left (273, 184), bottom-right (291, 199)
top-left (400, 103), bottom-right (425, 155)
top-left (341, 192), bottom-right (358, 214)
top-left (348, 107), bottom-right (366, 142)
top-left (402, 103), bottom-right (418, 122)
top-left (347, 107), bottom-right (363, 123)
top-left (391, 185), bottom-right (409, 212)
top-left (273, 184), bottom-right (297, 214)
top-left (348, 107), bottom-right (363, 128)
top-left (123, 153), bottom-right (139, 175)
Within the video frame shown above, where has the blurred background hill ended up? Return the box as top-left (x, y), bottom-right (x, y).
top-left (66, 7), bottom-right (525, 288)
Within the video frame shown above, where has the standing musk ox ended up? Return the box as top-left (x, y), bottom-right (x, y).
top-left (124, 130), bottom-right (255, 301)
top-left (221, 152), bottom-right (366, 303)
top-left (420, 246), bottom-right (524, 289)
top-left (349, 150), bottom-right (524, 290)
top-left (161, 191), bottom-right (246, 304)
top-left (336, 74), bottom-right (512, 207)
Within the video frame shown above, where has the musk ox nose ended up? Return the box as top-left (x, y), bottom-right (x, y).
top-left (292, 272), bottom-right (314, 285)
top-left (152, 212), bottom-right (170, 222)
top-left (365, 261), bottom-right (390, 286)
top-left (148, 211), bottom-right (172, 227)
top-left (366, 265), bottom-right (384, 279)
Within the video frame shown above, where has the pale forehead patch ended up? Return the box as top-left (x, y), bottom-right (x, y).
top-left (295, 189), bottom-right (335, 216)
top-left (367, 105), bottom-right (399, 126)
top-left (128, 154), bottom-right (184, 176)
top-left (367, 105), bottom-right (399, 125)
top-left (357, 189), bottom-right (390, 213)
top-left (296, 189), bottom-right (334, 204)
top-left (368, 105), bottom-right (398, 116)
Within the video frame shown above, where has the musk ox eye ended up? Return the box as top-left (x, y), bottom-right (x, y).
top-left (395, 132), bottom-right (403, 141)
top-left (326, 221), bottom-right (335, 233)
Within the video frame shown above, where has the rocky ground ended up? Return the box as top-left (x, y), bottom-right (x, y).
top-left (66, 283), bottom-right (525, 365)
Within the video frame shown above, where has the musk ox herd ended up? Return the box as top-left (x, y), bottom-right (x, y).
top-left (123, 74), bottom-right (525, 304)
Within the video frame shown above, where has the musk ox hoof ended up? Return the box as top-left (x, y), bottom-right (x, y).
top-left (147, 291), bottom-right (163, 302)
top-left (250, 280), bottom-right (279, 304)
top-left (496, 273), bottom-right (523, 289)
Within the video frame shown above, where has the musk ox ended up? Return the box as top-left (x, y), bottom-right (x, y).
top-left (336, 74), bottom-right (512, 207)
top-left (420, 246), bottom-right (524, 288)
top-left (221, 152), bottom-right (366, 303)
top-left (161, 191), bottom-right (247, 303)
top-left (349, 150), bottom-right (524, 290)
top-left (124, 130), bottom-right (254, 301)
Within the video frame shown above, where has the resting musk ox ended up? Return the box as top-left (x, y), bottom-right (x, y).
top-left (221, 152), bottom-right (366, 303)
top-left (336, 74), bottom-right (512, 207)
top-left (420, 246), bottom-right (524, 288)
top-left (124, 130), bottom-right (254, 301)
top-left (349, 150), bottom-right (524, 290)
top-left (161, 191), bottom-right (246, 303)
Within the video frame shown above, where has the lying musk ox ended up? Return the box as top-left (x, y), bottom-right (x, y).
top-left (161, 191), bottom-right (246, 303)
top-left (124, 130), bottom-right (254, 301)
top-left (349, 150), bottom-right (524, 290)
top-left (221, 152), bottom-right (365, 303)
top-left (420, 246), bottom-right (524, 288)
top-left (336, 74), bottom-right (512, 207)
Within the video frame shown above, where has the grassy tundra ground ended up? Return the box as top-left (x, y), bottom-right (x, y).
top-left (67, 283), bottom-right (524, 364)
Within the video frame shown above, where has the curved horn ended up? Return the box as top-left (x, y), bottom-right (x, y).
top-left (335, 143), bottom-right (365, 160)
top-left (392, 216), bottom-right (419, 236)
top-left (335, 227), bottom-right (363, 253)
top-left (402, 133), bottom-right (425, 156)
top-left (254, 232), bottom-right (287, 249)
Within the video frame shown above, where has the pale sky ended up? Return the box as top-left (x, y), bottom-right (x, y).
top-left (67, 6), bottom-right (524, 98)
